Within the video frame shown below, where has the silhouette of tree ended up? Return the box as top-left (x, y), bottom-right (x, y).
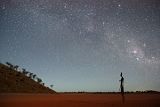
top-left (50, 85), bottom-right (54, 88)
top-left (22, 68), bottom-right (26, 72)
top-left (32, 74), bottom-right (36, 80)
top-left (26, 71), bottom-right (29, 75)
top-left (6, 62), bottom-right (14, 69)
top-left (37, 77), bottom-right (42, 84)
top-left (14, 65), bottom-right (19, 71)
top-left (29, 72), bottom-right (33, 79)
top-left (6, 62), bottom-right (11, 66)
top-left (22, 68), bottom-right (26, 74)
top-left (22, 68), bottom-right (29, 76)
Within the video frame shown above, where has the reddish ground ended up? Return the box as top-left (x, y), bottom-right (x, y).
top-left (0, 93), bottom-right (160, 107)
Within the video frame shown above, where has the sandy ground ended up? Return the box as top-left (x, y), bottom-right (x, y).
top-left (0, 93), bottom-right (160, 107)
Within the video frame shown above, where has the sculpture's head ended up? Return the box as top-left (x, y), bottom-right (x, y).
top-left (120, 72), bottom-right (123, 77)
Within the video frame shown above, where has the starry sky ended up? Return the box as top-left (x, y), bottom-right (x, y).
top-left (0, 0), bottom-right (160, 92)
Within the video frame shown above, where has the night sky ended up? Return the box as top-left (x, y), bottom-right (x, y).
top-left (0, 0), bottom-right (160, 92)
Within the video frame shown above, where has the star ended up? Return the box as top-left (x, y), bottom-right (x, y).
top-left (133, 50), bottom-right (137, 54)
top-left (118, 4), bottom-right (121, 7)
top-left (127, 40), bottom-right (131, 43)
top-left (136, 57), bottom-right (140, 61)
top-left (102, 21), bottom-right (105, 26)
top-left (64, 3), bottom-right (67, 9)
top-left (143, 43), bottom-right (146, 47)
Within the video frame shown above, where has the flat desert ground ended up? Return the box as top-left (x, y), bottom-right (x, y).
top-left (0, 93), bottom-right (160, 107)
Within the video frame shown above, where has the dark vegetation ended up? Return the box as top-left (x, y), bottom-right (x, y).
top-left (0, 62), bottom-right (56, 93)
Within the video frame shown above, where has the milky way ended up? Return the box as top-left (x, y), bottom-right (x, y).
top-left (0, 0), bottom-right (160, 92)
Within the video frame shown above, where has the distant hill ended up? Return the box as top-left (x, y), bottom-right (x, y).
top-left (0, 63), bottom-right (56, 93)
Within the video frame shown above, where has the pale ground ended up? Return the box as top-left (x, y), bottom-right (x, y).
top-left (0, 93), bottom-right (160, 107)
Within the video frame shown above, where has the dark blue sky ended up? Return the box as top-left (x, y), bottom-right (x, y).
top-left (0, 0), bottom-right (160, 92)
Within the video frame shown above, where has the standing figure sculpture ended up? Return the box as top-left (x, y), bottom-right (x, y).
top-left (119, 72), bottom-right (125, 103)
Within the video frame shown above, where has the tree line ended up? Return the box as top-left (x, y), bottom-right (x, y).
top-left (5, 62), bottom-right (53, 89)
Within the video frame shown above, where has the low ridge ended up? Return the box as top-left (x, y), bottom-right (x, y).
top-left (0, 63), bottom-right (56, 93)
